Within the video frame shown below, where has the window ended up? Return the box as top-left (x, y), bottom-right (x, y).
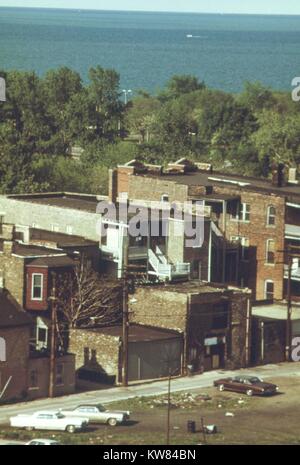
top-left (31, 273), bottom-right (43, 301)
top-left (66, 225), bottom-right (73, 235)
top-left (161, 194), bottom-right (169, 202)
top-left (266, 239), bottom-right (275, 264)
top-left (265, 280), bottom-right (274, 300)
top-left (51, 223), bottom-right (59, 232)
top-left (56, 363), bottom-right (64, 386)
top-left (231, 236), bottom-right (250, 261)
top-left (38, 327), bottom-right (47, 344)
top-left (239, 203), bottom-right (250, 222)
top-left (29, 370), bottom-right (38, 389)
top-left (232, 203), bottom-right (250, 222)
top-left (267, 206), bottom-right (276, 226)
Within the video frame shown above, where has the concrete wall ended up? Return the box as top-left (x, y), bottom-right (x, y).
top-left (0, 196), bottom-right (101, 241)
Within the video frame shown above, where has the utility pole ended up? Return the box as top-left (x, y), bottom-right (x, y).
top-left (122, 233), bottom-right (129, 387)
top-left (49, 272), bottom-right (57, 398)
top-left (166, 372), bottom-right (171, 445)
top-left (286, 251), bottom-right (292, 362)
top-left (278, 244), bottom-right (300, 362)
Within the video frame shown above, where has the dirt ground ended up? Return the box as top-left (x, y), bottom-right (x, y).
top-left (1, 375), bottom-right (300, 445)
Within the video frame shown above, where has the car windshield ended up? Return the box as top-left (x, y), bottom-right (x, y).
top-left (247, 377), bottom-right (262, 384)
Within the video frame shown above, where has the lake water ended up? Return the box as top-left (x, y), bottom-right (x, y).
top-left (1, 7), bottom-right (300, 93)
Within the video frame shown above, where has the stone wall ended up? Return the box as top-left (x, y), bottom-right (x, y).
top-left (131, 287), bottom-right (187, 333)
top-left (68, 329), bottom-right (120, 381)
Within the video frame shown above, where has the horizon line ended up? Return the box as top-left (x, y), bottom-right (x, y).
top-left (0, 5), bottom-right (300, 17)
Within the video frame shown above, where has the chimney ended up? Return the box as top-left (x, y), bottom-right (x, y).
top-left (1, 224), bottom-right (14, 241)
top-left (3, 240), bottom-right (14, 255)
top-left (108, 168), bottom-right (118, 203)
top-left (272, 163), bottom-right (286, 187)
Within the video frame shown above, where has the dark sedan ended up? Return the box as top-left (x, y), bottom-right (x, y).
top-left (214, 375), bottom-right (279, 396)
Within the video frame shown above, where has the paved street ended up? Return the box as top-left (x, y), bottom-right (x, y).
top-left (0, 362), bottom-right (300, 425)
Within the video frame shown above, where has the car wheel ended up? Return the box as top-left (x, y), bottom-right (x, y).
top-left (108, 418), bottom-right (118, 427)
top-left (66, 425), bottom-right (76, 433)
top-left (219, 384), bottom-right (225, 392)
top-left (246, 389), bottom-right (253, 397)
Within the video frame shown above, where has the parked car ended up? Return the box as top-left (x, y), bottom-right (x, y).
top-left (26, 439), bottom-right (60, 445)
top-left (10, 411), bottom-right (89, 433)
top-left (61, 404), bottom-right (130, 426)
top-left (214, 375), bottom-right (279, 396)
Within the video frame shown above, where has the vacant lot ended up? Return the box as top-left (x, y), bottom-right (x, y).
top-left (1, 376), bottom-right (300, 445)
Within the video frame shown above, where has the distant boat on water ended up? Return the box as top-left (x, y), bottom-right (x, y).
top-left (186, 34), bottom-right (203, 39)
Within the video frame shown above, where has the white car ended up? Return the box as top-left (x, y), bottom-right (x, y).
top-left (61, 404), bottom-right (130, 426)
top-left (10, 411), bottom-right (89, 433)
top-left (26, 439), bottom-right (60, 445)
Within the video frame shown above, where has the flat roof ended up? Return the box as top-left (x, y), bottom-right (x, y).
top-left (30, 228), bottom-right (98, 247)
top-left (86, 324), bottom-right (182, 342)
top-left (0, 241), bottom-right (65, 258)
top-left (26, 255), bottom-right (77, 268)
top-left (7, 192), bottom-right (106, 213)
top-left (252, 304), bottom-right (300, 321)
top-left (136, 280), bottom-right (231, 295)
top-left (140, 170), bottom-right (300, 200)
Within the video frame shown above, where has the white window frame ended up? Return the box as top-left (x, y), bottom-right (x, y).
top-left (264, 280), bottom-right (274, 300)
top-left (232, 203), bottom-right (250, 222)
top-left (266, 239), bottom-right (275, 264)
top-left (267, 206), bottom-right (276, 226)
top-left (66, 225), bottom-right (73, 235)
top-left (51, 223), bottom-right (59, 232)
top-left (31, 273), bottom-right (44, 301)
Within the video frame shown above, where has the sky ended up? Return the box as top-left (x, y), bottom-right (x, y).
top-left (0, 1), bottom-right (300, 15)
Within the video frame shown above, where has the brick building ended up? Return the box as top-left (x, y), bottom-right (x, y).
top-left (69, 324), bottom-right (183, 384)
top-left (0, 289), bottom-right (75, 402)
top-left (0, 224), bottom-right (78, 351)
top-left (130, 281), bottom-right (251, 373)
top-left (110, 159), bottom-right (300, 301)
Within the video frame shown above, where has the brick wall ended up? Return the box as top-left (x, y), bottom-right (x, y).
top-left (227, 291), bottom-right (251, 369)
top-left (28, 354), bottom-right (75, 400)
top-left (128, 175), bottom-right (189, 203)
top-left (131, 287), bottom-right (188, 333)
top-left (25, 267), bottom-right (48, 311)
top-left (0, 251), bottom-right (25, 306)
top-left (0, 326), bottom-right (30, 402)
top-left (213, 187), bottom-right (285, 300)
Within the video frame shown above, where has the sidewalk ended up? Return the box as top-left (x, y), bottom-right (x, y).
top-left (0, 362), bottom-right (299, 425)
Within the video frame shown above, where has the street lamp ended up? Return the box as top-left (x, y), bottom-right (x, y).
top-left (122, 89), bottom-right (132, 105)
